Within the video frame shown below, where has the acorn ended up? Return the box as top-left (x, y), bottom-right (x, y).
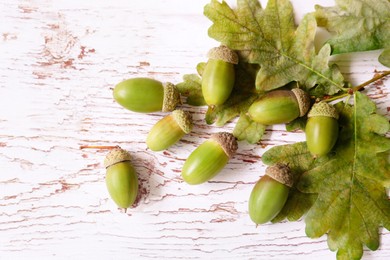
top-left (248, 163), bottom-right (293, 225)
top-left (305, 101), bottom-right (339, 157)
top-left (146, 109), bottom-right (193, 151)
top-left (181, 132), bottom-right (238, 185)
top-left (248, 88), bottom-right (310, 125)
top-left (113, 77), bottom-right (181, 113)
top-left (104, 148), bottom-right (138, 209)
top-left (201, 45), bottom-right (239, 106)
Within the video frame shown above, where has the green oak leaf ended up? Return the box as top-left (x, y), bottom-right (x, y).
top-left (176, 73), bottom-right (207, 106)
top-left (379, 48), bottom-right (390, 68)
top-left (196, 62), bottom-right (206, 76)
top-left (285, 116), bottom-right (307, 132)
top-left (262, 92), bottom-right (390, 259)
top-left (233, 113), bottom-right (266, 144)
top-left (315, 0), bottom-right (390, 57)
top-left (204, 0), bottom-right (346, 96)
top-left (205, 62), bottom-right (260, 126)
top-left (297, 92), bottom-right (390, 260)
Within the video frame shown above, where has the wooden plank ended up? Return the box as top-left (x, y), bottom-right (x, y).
top-left (0, 0), bottom-right (389, 259)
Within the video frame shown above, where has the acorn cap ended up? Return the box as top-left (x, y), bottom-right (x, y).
top-left (291, 88), bottom-right (310, 117)
top-left (104, 148), bottom-right (131, 168)
top-left (308, 101), bottom-right (339, 119)
top-left (172, 109), bottom-right (193, 134)
top-left (210, 132), bottom-right (238, 158)
top-left (162, 82), bottom-right (181, 112)
top-left (265, 163), bottom-right (293, 188)
top-left (207, 45), bottom-right (239, 64)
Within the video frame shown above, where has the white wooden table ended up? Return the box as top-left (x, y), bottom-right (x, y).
top-left (1, 0), bottom-right (389, 259)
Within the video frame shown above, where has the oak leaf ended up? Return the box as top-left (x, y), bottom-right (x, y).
top-left (379, 48), bottom-right (390, 68)
top-left (204, 0), bottom-right (346, 96)
top-left (176, 63), bottom-right (207, 106)
top-left (233, 113), bottom-right (266, 144)
top-left (315, 0), bottom-right (390, 67)
top-left (263, 92), bottom-right (390, 259)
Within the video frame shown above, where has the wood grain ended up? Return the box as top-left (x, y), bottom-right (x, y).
top-left (0, 0), bottom-right (389, 259)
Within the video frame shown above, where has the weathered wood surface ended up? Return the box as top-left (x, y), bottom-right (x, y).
top-left (0, 0), bottom-right (389, 259)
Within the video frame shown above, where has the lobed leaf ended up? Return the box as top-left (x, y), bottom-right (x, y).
top-left (315, 0), bottom-right (390, 55)
top-left (298, 92), bottom-right (390, 259)
top-left (176, 73), bottom-right (207, 106)
top-left (263, 92), bottom-right (390, 259)
top-left (204, 0), bottom-right (346, 96)
top-left (233, 113), bottom-right (266, 144)
top-left (285, 116), bottom-right (306, 132)
top-left (379, 48), bottom-right (390, 68)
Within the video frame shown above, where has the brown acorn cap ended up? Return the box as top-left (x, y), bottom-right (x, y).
top-left (172, 109), bottom-right (193, 134)
top-left (308, 101), bottom-right (339, 120)
top-left (291, 88), bottom-right (310, 117)
top-left (207, 45), bottom-right (239, 64)
top-left (265, 163), bottom-right (293, 188)
top-left (104, 148), bottom-right (131, 168)
top-left (162, 82), bottom-right (181, 112)
top-left (210, 132), bottom-right (238, 158)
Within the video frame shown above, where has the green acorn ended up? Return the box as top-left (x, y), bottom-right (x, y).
top-left (305, 101), bottom-right (339, 157)
top-left (248, 88), bottom-right (310, 125)
top-left (104, 148), bottom-right (138, 209)
top-left (113, 77), bottom-right (181, 113)
top-left (181, 132), bottom-right (238, 185)
top-left (248, 163), bottom-right (293, 225)
top-left (202, 46), bottom-right (239, 106)
top-left (146, 109), bottom-right (193, 151)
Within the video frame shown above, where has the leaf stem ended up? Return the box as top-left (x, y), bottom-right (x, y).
top-left (323, 93), bottom-right (349, 103)
top-left (353, 70), bottom-right (390, 92)
top-left (324, 70), bottom-right (390, 103)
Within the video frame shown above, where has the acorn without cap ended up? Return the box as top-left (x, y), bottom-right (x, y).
top-left (248, 163), bottom-right (293, 225)
top-left (201, 45), bottom-right (239, 106)
top-left (104, 148), bottom-right (138, 209)
top-left (146, 109), bottom-right (193, 151)
top-left (181, 132), bottom-right (238, 185)
top-left (113, 77), bottom-right (181, 113)
top-left (248, 88), bottom-right (310, 125)
top-left (305, 101), bottom-right (339, 157)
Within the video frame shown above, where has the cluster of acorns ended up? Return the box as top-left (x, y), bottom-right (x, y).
top-left (99, 45), bottom-right (340, 225)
